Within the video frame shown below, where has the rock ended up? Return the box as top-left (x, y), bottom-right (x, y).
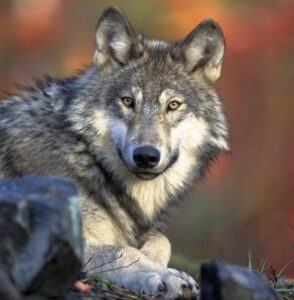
top-left (0, 269), bottom-right (22, 300)
top-left (0, 174), bottom-right (83, 299)
top-left (200, 260), bottom-right (281, 300)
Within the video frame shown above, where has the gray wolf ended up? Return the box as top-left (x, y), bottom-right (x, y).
top-left (0, 6), bottom-right (229, 299)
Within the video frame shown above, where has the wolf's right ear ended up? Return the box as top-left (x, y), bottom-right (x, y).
top-left (93, 6), bottom-right (139, 72)
top-left (174, 19), bottom-right (225, 82)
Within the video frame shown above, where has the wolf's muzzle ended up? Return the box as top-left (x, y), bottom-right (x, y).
top-left (133, 146), bottom-right (160, 169)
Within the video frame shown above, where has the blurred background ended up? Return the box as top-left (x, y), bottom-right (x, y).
top-left (0, 0), bottom-right (293, 277)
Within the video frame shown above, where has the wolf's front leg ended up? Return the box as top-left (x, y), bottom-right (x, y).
top-left (84, 243), bottom-right (199, 299)
top-left (140, 232), bottom-right (171, 267)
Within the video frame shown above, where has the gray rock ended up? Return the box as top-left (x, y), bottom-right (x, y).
top-left (200, 260), bottom-right (281, 300)
top-left (0, 269), bottom-right (21, 300)
top-left (0, 174), bottom-right (83, 299)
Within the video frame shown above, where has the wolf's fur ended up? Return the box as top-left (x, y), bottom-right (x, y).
top-left (0, 7), bottom-right (229, 299)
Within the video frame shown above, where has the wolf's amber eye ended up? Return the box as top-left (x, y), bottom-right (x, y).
top-left (121, 96), bottom-right (134, 108)
top-left (167, 100), bottom-right (181, 111)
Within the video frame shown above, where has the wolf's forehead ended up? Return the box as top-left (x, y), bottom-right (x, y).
top-left (130, 68), bottom-right (181, 99)
top-left (134, 54), bottom-right (178, 81)
top-left (130, 86), bottom-right (179, 105)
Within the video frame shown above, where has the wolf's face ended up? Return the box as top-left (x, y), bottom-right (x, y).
top-left (103, 63), bottom-right (215, 180)
top-left (89, 7), bottom-right (229, 181)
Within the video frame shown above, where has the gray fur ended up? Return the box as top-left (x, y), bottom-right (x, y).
top-left (0, 6), bottom-right (229, 298)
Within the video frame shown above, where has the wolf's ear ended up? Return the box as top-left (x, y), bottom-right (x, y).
top-left (93, 6), bottom-right (139, 72)
top-left (174, 19), bottom-right (225, 82)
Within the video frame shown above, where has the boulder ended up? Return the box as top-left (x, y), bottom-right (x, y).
top-left (0, 174), bottom-right (83, 299)
top-left (0, 269), bottom-right (21, 300)
top-left (200, 260), bottom-right (281, 300)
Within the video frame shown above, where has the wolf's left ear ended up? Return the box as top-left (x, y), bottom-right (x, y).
top-left (93, 6), bottom-right (139, 72)
top-left (174, 19), bottom-right (225, 82)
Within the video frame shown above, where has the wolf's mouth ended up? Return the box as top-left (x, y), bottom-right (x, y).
top-left (133, 171), bottom-right (160, 180)
top-left (132, 153), bottom-right (179, 180)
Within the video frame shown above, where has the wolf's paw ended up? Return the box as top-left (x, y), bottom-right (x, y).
top-left (129, 269), bottom-right (199, 299)
top-left (132, 272), bottom-right (165, 296)
top-left (160, 268), bottom-right (199, 299)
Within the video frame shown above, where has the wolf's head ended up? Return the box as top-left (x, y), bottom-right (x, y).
top-left (76, 7), bottom-right (229, 185)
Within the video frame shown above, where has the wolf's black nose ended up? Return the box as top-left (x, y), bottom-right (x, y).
top-left (133, 146), bottom-right (160, 169)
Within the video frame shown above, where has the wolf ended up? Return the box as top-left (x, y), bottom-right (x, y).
top-left (0, 6), bottom-right (229, 299)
